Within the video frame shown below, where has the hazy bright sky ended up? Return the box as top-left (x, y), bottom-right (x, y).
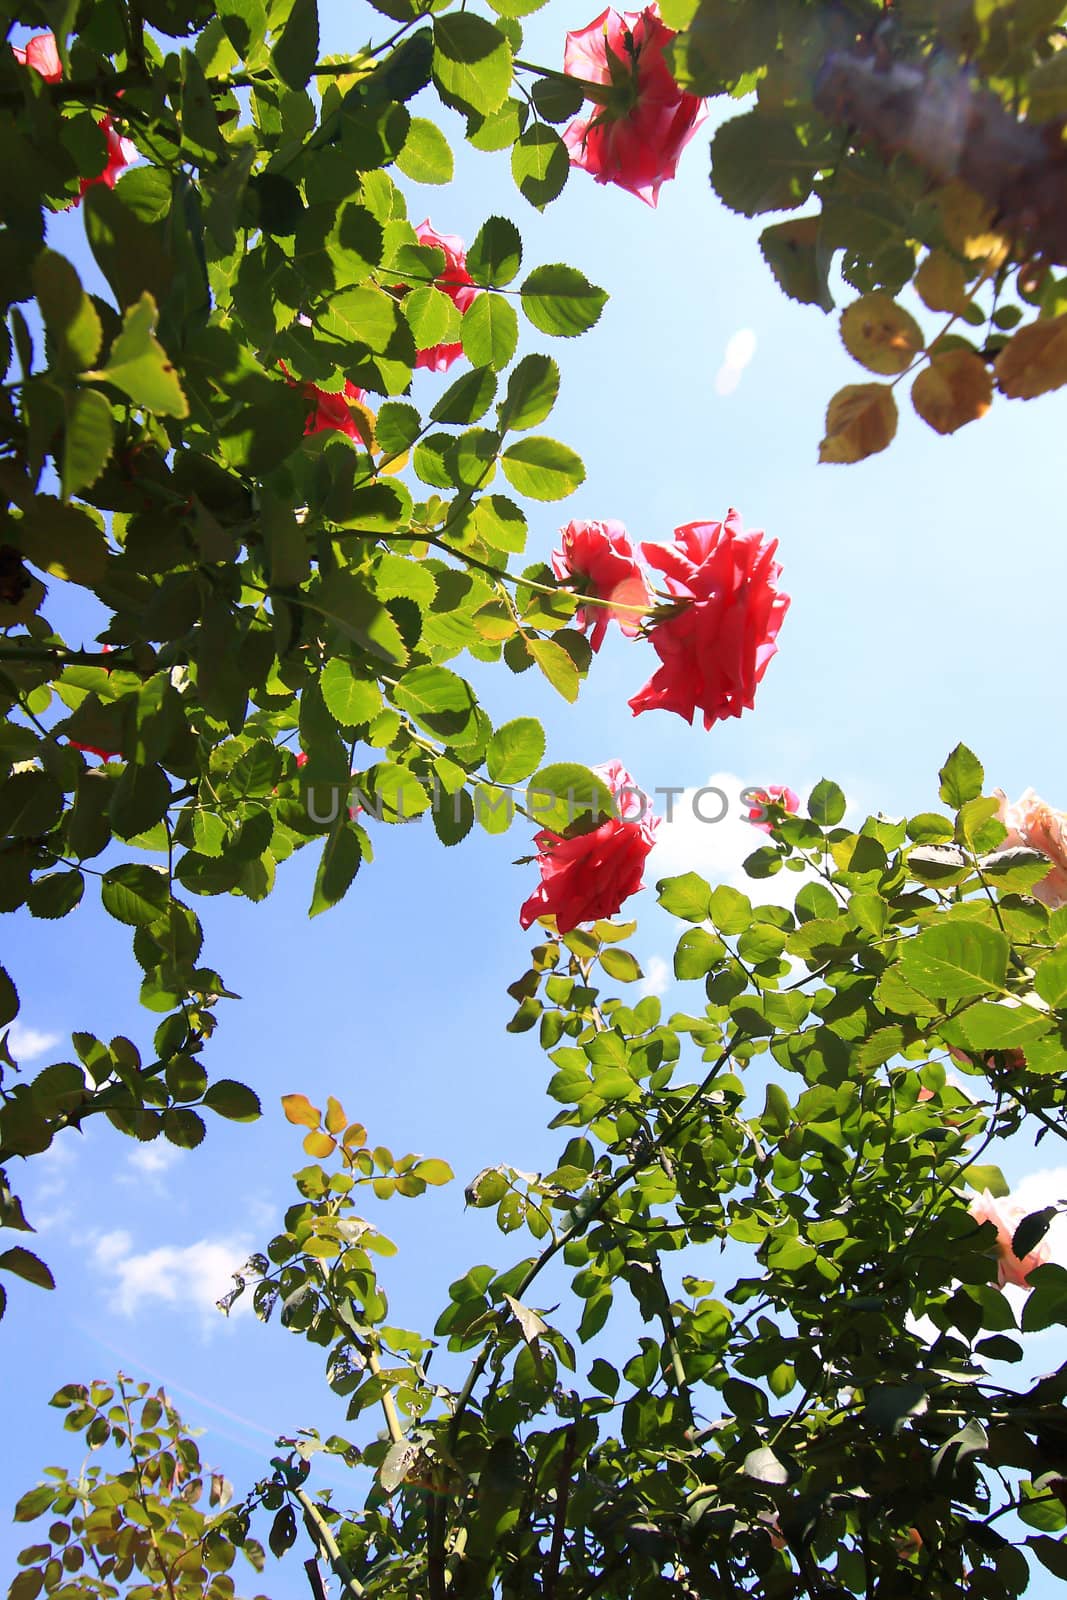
top-left (4, 2), bottom-right (1067, 1593)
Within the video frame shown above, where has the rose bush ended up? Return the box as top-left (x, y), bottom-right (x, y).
top-left (969, 1189), bottom-right (1054, 1289)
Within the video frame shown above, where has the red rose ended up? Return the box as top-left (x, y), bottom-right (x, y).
top-left (746, 786), bottom-right (800, 833)
top-left (79, 116), bottom-right (137, 196)
top-left (629, 510), bottom-right (790, 730)
top-left (519, 760), bottom-right (658, 935)
top-left (561, 5), bottom-right (707, 207)
top-left (413, 220), bottom-right (478, 373)
top-left (552, 520), bottom-right (650, 651)
top-left (304, 379), bottom-right (371, 443)
top-left (13, 34), bottom-right (135, 194)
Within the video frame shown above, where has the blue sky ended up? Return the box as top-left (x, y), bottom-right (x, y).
top-left (4, 1), bottom-right (1067, 1592)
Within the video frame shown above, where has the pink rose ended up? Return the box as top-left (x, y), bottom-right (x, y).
top-left (12, 31), bottom-right (62, 81)
top-left (993, 788), bottom-right (1067, 909)
top-left (413, 221), bottom-right (478, 373)
top-left (519, 760), bottom-right (659, 935)
top-left (628, 509), bottom-right (790, 730)
top-left (969, 1189), bottom-right (1053, 1290)
top-left (746, 786), bottom-right (800, 833)
top-left (551, 520), bottom-right (650, 651)
top-left (561, 4), bottom-right (708, 207)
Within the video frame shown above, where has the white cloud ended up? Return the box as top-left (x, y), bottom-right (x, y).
top-left (649, 771), bottom-right (813, 911)
top-left (126, 1142), bottom-right (182, 1177)
top-left (714, 328), bottom-right (757, 396)
top-left (640, 955), bottom-right (671, 999)
top-left (93, 1231), bottom-right (252, 1330)
top-left (4, 1024), bottom-right (60, 1062)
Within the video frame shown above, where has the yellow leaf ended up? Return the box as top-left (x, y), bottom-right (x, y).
top-left (343, 1121), bottom-right (367, 1149)
top-left (840, 294), bottom-right (924, 376)
top-left (914, 251), bottom-right (971, 315)
top-left (303, 1130), bottom-right (337, 1158)
top-left (995, 313), bottom-right (1067, 399)
top-left (324, 1096), bottom-right (347, 1134)
top-left (818, 383), bottom-right (898, 464)
top-left (281, 1092), bottom-right (319, 1129)
top-left (933, 180), bottom-right (1009, 269)
top-left (912, 350), bottom-right (992, 434)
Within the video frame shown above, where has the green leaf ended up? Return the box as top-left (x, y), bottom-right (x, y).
top-left (393, 666), bottom-right (479, 741)
top-left (430, 366), bottom-right (498, 425)
top-left (1013, 1207), bottom-right (1058, 1260)
top-left (807, 778), bottom-right (846, 826)
top-left (501, 436), bottom-right (584, 500)
top-left (520, 265), bottom-right (607, 337)
top-left (743, 1446), bottom-right (789, 1484)
top-left (33, 250), bottom-right (102, 371)
top-left (466, 216), bottom-right (523, 287)
top-left (0, 1247), bottom-right (55, 1290)
top-left (274, 0), bottom-right (319, 89)
top-left (110, 762), bottom-right (172, 841)
top-left (939, 743), bottom-right (984, 807)
top-left (499, 353), bottom-right (559, 431)
top-left (1036, 947), bottom-right (1067, 1008)
top-left (320, 660), bottom-right (382, 728)
top-left (202, 1079), bottom-right (262, 1121)
top-left (85, 293), bottom-right (188, 419)
top-left (309, 818), bottom-right (362, 917)
top-left (511, 124), bottom-right (569, 208)
top-left (316, 572), bottom-right (409, 667)
top-left (657, 873), bottom-right (712, 923)
top-left (487, 717), bottom-right (545, 783)
top-left (864, 1383), bottom-right (929, 1435)
top-left (461, 295), bottom-right (518, 371)
top-left (674, 926), bottom-right (724, 979)
top-left (319, 284), bottom-right (399, 353)
top-left (898, 923), bottom-right (1009, 1001)
top-left (528, 637), bottom-right (579, 701)
top-left (433, 785), bottom-right (474, 846)
top-left (164, 1108), bottom-right (206, 1149)
top-left (759, 217), bottom-right (834, 311)
top-left (100, 864), bottom-right (170, 926)
top-left (396, 117), bottom-right (454, 185)
top-left (62, 388), bottom-right (114, 500)
top-left (527, 763), bottom-right (616, 835)
top-left (433, 13), bottom-right (512, 116)
top-left (0, 966), bottom-right (18, 1027)
top-left (13, 1484), bottom-right (56, 1522)
top-left (17, 498), bottom-right (109, 585)
top-left (27, 869), bottom-right (83, 921)
top-left (957, 1000), bottom-right (1050, 1051)
top-left (529, 73), bottom-right (585, 121)
top-left (711, 110), bottom-right (820, 215)
top-left (1028, 1537), bottom-right (1067, 1581)
top-left (964, 1163), bottom-right (1010, 1198)
top-left (600, 948), bottom-right (642, 983)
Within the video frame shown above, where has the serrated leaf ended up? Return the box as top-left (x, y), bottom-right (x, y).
top-left (511, 124), bottom-right (568, 208)
top-left (433, 13), bottom-right (512, 115)
top-left (396, 116), bottom-right (454, 184)
top-left (912, 351), bottom-right (992, 435)
top-left (520, 265), bottom-right (607, 337)
top-left (461, 294), bottom-right (518, 370)
top-left (320, 660), bottom-right (382, 728)
top-left (282, 1093), bottom-right (320, 1128)
top-left (487, 717), bottom-right (544, 783)
top-left (0, 1246), bottom-right (55, 1290)
top-left (465, 215), bottom-right (523, 287)
top-left (84, 293), bottom-right (188, 418)
top-left (501, 436), bottom-right (584, 500)
top-left (840, 293), bottom-right (924, 376)
top-left (818, 383), bottom-right (897, 464)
